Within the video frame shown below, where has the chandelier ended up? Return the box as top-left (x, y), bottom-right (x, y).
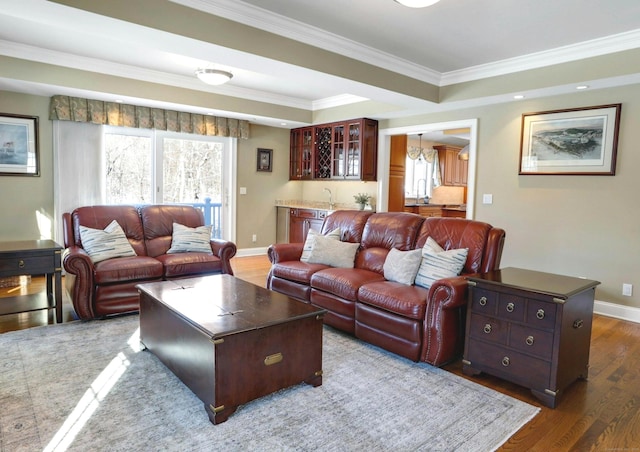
top-left (407, 133), bottom-right (425, 160)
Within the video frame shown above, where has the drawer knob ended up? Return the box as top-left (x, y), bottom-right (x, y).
top-left (525, 335), bottom-right (535, 346)
top-left (536, 309), bottom-right (545, 320)
top-left (573, 319), bottom-right (584, 329)
top-left (479, 296), bottom-right (487, 306)
top-left (483, 324), bottom-right (492, 334)
top-left (506, 302), bottom-right (515, 313)
top-left (501, 356), bottom-right (510, 367)
top-left (18, 260), bottom-right (25, 268)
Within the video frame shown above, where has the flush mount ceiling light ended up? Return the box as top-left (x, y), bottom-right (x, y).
top-left (394, 0), bottom-right (441, 7)
top-left (195, 68), bottom-right (233, 85)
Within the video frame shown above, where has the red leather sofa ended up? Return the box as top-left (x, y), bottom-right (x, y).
top-left (267, 211), bottom-right (505, 366)
top-left (62, 204), bottom-right (236, 320)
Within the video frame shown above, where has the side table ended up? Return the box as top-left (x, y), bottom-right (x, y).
top-left (462, 267), bottom-right (600, 408)
top-left (0, 240), bottom-right (64, 323)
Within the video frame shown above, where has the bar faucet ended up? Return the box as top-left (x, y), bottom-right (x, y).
top-left (323, 188), bottom-right (335, 210)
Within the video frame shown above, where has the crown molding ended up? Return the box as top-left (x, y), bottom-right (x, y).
top-left (441, 28), bottom-right (640, 86)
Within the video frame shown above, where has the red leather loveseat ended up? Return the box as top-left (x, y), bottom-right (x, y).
top-left (62, 204), bottom-right (236, 320)
top-left (267, 211), bottom-right (505, 366)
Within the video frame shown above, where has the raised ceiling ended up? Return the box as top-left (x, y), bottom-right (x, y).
top-left (0, 0), bottom-right (639, 127)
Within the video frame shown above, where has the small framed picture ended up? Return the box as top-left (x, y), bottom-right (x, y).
top-left (519, 104), bottom-right (621, 175)
top-left (0, 113), bottom-right (39, 176)
top-left (257, 148), bottom-right (273, 172)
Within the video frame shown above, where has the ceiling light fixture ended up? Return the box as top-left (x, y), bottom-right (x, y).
top-left (458, 144), bottom-right (469, 161)
top-left (394, 0), bottom-right (441, 7)
top-left (195, 68), bottom-right (233, 85)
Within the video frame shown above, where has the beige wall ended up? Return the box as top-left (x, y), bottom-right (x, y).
top-left (0, 91), bottom-right (54, 240)
top-left (381, 84), bottom-right (639, 308)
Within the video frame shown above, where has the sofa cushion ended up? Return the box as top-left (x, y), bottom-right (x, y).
top-left (307, 235), bottom-right (360, 268)
top-left (311, 267), bottom-right (385, 301)
top-left (93, 256), bottom-right (164, 284)
top-left (415, 237), bottom-right (468, 289)
top-left (383, 248), bottom-right (422, 285)
top-left (300, 228), bottom-right (341, 263)
top-left (79, 220), bottom-right (137, 264)
top-left (358, 281), bottom-right (429, 320)
top-left (271, 261), bottom-right (332, 284)
top-left (167, 223), bottom-right (213, 254)
top-left (155, 253), bottom-right (222, 278)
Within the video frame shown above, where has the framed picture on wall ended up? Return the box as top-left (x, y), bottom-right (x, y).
top-left (257, 148), bottom-right (273, 172)
top-left (0, 113), bottom-right (40, 176)
top-left (519, 104), bottom-right (621, 175)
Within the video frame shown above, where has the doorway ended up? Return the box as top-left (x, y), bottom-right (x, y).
top-left (376, 118), bottom-right (478, 217)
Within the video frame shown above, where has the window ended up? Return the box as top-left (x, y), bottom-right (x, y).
top-left (405, 155), bottom-right (434, 201)
top-left (103, 127), bottom-right (235, 240)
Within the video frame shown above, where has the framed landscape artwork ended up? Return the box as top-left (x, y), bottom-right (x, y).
top-left (519, 104), bottom-right (621, 175)
top-left (0, 113), bottom-right (39, 176)
top-left (257, 148), bottom-right (273, 172)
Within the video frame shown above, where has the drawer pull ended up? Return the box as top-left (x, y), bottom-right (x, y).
top-left (536, 309), bottom-right (545, 320)
top-left (501, 356), bottom-right (510, 367)
top-left (525, 336), bottom-right (535, 346)
top-left (18, 259), bottom-right (25, 268)
top-left (506, 302), bottom-right (515, 313)
top-left (573, 319), bottom-right (584, 329)
top-left (479, 296), bottom-right (487, 306)
top-left (483, 324), bottom-right (492, 334)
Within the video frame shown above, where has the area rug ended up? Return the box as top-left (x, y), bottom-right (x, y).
top-left (0, 315), bottom-right (538, 451)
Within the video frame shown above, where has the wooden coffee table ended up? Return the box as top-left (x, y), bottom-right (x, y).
top-left (137, 274), bottom-right (325, 424)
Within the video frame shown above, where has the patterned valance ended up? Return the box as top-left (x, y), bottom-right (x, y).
top-left (49, 95), bottom-right (250, 139)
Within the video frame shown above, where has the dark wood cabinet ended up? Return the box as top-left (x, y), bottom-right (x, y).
top-left (290, 118), bottom-right (377, 181)
top-left (463, 267), bottom-right (600, 408)
top-left (435, 145), bottom-right (467, 186)
top-left (289, 127), bottom-right (314, 180)
top-left (289, 209), bottom-right (326, 243)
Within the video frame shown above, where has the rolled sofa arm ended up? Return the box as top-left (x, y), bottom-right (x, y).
top-left (62, 246), bottom-right (96, 320)
top-left (421, 275), bottom-right (470, 366)
top-left (210, 239), bottom-right (237, 275)
top-left (267, 243), bottom-right (304, 264)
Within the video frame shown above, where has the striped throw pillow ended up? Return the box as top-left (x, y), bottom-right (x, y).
top-left (167, 223), bottom-right (213, 254)
top-left (79, 220), bottom-right (137, 264)
top-left (414, 237), bottom-right (468, 289)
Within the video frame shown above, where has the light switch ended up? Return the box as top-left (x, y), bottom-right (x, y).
top-left (482, 194), bottom-right (493, 204)
top-left (240, 187), bottom-right (247, 195)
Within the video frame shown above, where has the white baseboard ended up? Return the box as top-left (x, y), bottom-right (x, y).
top-left (235, 247), bottom-right (269, 257)
top-left (594, 299), bottom-right (640, 324)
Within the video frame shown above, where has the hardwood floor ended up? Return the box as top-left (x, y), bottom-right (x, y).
top-left (1, 254), bottom-right (638, 450)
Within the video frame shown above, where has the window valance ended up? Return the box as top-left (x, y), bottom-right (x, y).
top-left (49, 95), bottom-right (249, 139)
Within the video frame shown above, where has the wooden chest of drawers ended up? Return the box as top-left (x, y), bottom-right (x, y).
top-left (462, 267), bottom-right (600, 408)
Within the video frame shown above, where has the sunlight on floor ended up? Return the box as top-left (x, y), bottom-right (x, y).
top-left (43, 328), bottom-right (141, 452)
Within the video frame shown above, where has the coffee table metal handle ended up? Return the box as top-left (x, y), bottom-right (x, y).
top-left (264, 352), bottom-right (283, 366)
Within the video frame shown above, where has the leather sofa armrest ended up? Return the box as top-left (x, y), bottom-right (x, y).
top-left (267, 243), bottom-right (304, 264)
top-left (210, 239), bottom-right (237, 275)
top-left (427, 275), bottom-right (469, 311)
top-left (62, 246), bottom-right (96, 320)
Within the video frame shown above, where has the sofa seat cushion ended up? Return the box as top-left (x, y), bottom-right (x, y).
top-left (270, 261), bottom-right (332, 285)
top-left (155, 252), bottom-right (222, 278)
top-left (94, 256), bottom-right (164, 285)
top-left (358, 281), bottom-right (429, 320)
top-left (311, 268), bottom-right (385, 301)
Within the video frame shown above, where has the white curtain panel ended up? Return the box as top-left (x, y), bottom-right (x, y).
top-left (53, 120), bottom-right (104, 247)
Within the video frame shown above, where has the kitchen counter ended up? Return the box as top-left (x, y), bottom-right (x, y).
top-left (275, 200), bottom-right (370, 212)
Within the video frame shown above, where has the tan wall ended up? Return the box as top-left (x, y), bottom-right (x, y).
top-left (0, 91), bottom-right (54, 240)
top-left (382, 84), bottom-right (640, 308)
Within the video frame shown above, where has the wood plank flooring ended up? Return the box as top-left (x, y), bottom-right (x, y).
top-left (1, 254), bottom-right (638, 450)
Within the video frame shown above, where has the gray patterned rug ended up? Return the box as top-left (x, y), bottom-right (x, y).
top-left (0, 315), bottom-right (538, 451)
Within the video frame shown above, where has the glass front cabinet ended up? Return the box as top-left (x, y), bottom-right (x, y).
top-left (289, 127), bottom-right (314, 180)
top-left (289, 118), bottom-right (377, 181)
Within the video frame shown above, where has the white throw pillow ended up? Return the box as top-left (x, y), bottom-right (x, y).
top-left (79, 220), bottom-right (137, 264)
top-left (383, 248), bottom-right (423, 285)
top-left (167, 223), bottom-right (213, 254)
top-left (414, 237), bottom-right (468, 289)
top-left (307, 235), bottom-right (359, 268)
top-left (300, 228), bottom-right (341, 263)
